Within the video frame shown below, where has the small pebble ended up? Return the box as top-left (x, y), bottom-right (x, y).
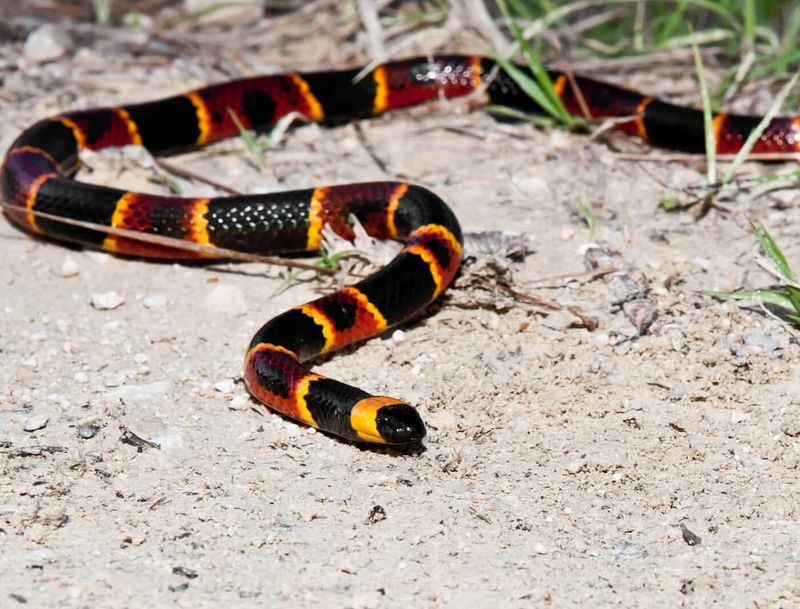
top-left (206, 284), bottom-right (247, 317)
top-left (511, 174), bottom-right (549, 197)
top-left (730, 411), bottom-right (751, 424)
top-left (533, 543), bottom-right (548, 555)
top-left (133, 353), bottom-right (149, 365)
top-left (59, 257), bottom-right (79, 277)
top-left (230, 394), bottom-right (251, 410)
top-left (391, 329), bottom-right (406, 344)
top-left (611, 540), bottom-right (648, 560)
top-left (565, 458), bottom-right (587, 474)
top-left (542, 311), bottom-right (573, 331)
top-left (104, 380), bottom-right (171, 404)
top-left (104, 374), bottom-right (124, 387)
top-left (91, 291), bottom-right (125, 310)
top-left (23, 413), bottom-right (49, 432)
top-left (73, 371), bottom-right (89, 384)
top-left (214, 379), bottom-right (235, 394)
top-left (78, 423), bottom-right (101, 439)
top-left (23, 24), bottom-right (73, 63)
top-left (143, 294), bottom-right (168, 309)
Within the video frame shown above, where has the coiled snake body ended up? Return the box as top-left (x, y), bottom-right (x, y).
top-left (3, 55), bottom-right (798, 443)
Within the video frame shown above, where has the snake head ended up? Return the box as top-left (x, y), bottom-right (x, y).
top-left (350, 397), bottom-right (426, 445)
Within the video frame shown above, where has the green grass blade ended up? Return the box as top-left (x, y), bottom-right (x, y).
top-left (777, 6), bottom-right (800, 73)
top-left (483, 104), bottom-right (559, 128)
top-left (786, 286), bottom-right (800, 314)
top-left (654, 0), bottom-right (689, 46)
top-left (691, 34), bottom-right (716, 185)
top-left (227, 107), bottom-right (264, 160)
top-left (750, 219), bottom-right (797, 283)
top-left (721, 70), bottom-right (800, 183)
top-left (489, 51), bottom-right (565, 123)
top-left (705, 288), bottom-right (796, 311)
top-left (494, 0), bottom-right (573, 126)
top-left (742, 0), bottom-right (756, 50)
top-left (660, 28), bottom-right (734, 50)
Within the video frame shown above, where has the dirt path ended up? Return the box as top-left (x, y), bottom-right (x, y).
top-left (2, 5), bottom-right (799, 608)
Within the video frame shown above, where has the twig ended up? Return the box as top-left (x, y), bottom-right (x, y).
top-left (616, 151), bottom-right (800, 162)
top-left (529, 265), bottom-right (622, 285)
top-left (0, 202), bottom-right (336, 275)
top-left (563, 69), bottom-right (593, 121)
top-left (354, 122), bottom-right (390, 174)
top-left (356, 0), bottom-right (387, 62)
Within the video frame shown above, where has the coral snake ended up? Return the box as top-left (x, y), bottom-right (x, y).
top-left (3, 55), bottom-right (799, 444)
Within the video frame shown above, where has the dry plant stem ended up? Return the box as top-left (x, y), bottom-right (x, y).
top-left (564, 69), bottom-right (593, 121)
top-left (0, 203), bottom-right (336, 275)
top-left (721, 48), bottom-right (756, 105)
top-left (557, 7), bottom-right (627, 43)
top-left (529, 266), bottom-right (622, 286)
top-left (495, 282), bottom-right (562, 311)
top-left (456, 0), bottom-right (510, 49)
top-left (356, 0), bottom-right (387, 61)
top-left (753, 257), bottom-right (800, 289)
top-left (616, 152), bottom-right (800, 163)
top-left (589, 115), bottom-right (641, 143)
top-left (569, 47), bottom-right (719, 73)
top-left (354, 122), bottom-right (391, 175)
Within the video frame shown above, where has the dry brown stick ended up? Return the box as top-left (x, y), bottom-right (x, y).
top-left (588, 115), bottom-right (641, 143)
top-left (354, 122), bottom-right (391, 175)
top-left (556, 6), bottom-right (626, 42)
top-left (529, 266), bottom-right (622, 285)
top-left (458, 0), bottom-right (510, 50)
top-left (568, 47), bottom-right (719, 73)
top-left (487, 281), bottom-right (562, 311)
top-left (616, 151), bottom-right (800, 163)
top-left (563, 69), bottom-right (594, 122)
top-left (0, 202), bottom-right (336, 275)
top-left (356, 0), bottom-right (387, 61)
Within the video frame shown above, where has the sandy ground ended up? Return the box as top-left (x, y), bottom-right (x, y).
top-left (2, 4), bottom-right (800, 608)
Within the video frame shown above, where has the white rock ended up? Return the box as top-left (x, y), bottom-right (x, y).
top-left (143, 293), bottom-right (168, 309)
top-left (542, 310), bottom-right (573, 331)
top-left (23, 24), bottom-right (73, 63)
top-left (91, 291), bottom-right (125, 310)
top-left (391, 329), bottom-right (406, 344)
top-left (565, 458), bottom-right (587, 474)
top-left (73, 372), bottom-right (89, 384)
top-left (214, 379), bottom-right (235, 394)
top-left (511, 174), bottom-right (549, 198)
top-left (731, 411), bottom-right (751, 424)
top-left (59, 257), bottom-right (79, 277)
top-left (206, 284), bottom-right (247, 317)
top-left (23, 413), bottom-right (49, 432)
top-left (230, 394), bottom-right (251, 410)
top-left (105, 380), bottom-right (171, 404)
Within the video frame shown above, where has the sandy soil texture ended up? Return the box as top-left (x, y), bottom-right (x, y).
top-left (1, 3), bottom-right (799, 608)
